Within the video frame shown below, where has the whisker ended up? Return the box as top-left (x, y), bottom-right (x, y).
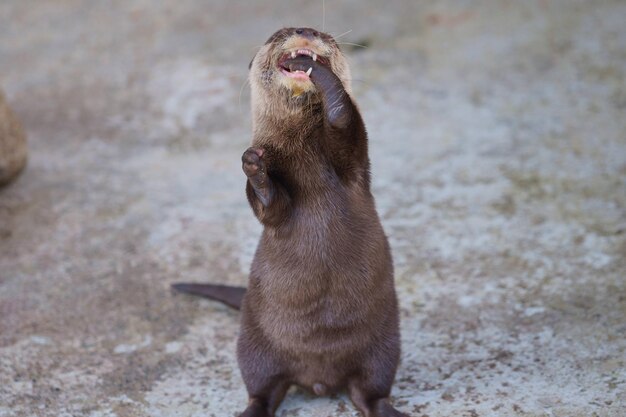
top-left (333, 29), bottom-right (352, 40)
top-left (238, 77), bottom-right (250, 112)
top-left (337, 42), bottom-right (368, 49)
top-left (322, 0), bottom-right (326, 32)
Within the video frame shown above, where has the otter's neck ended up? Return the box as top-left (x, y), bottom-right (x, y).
top-left (252, 97), bottom-right (324, 152)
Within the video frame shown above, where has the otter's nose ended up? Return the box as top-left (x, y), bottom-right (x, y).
top-left (295, 28), bottom-right (320, 39)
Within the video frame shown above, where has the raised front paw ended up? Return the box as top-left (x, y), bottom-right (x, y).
top-left (242, 147), bottom-right (266, 178)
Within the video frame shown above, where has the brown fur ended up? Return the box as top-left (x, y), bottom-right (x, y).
top-left (174, 27), bottom-right (408, 417)
top-left (0, 90), bottom-right (27, 186)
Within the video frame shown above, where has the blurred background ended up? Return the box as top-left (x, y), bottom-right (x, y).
top-left (0, 1), bottom-right (625, 416)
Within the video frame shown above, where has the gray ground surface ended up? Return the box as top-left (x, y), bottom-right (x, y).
top-left (1, 1), bottom-right (625, 416)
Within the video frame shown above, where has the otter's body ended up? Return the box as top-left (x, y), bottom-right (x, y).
top-left (240, 132), bottom-right (399, 394)
top-left (175, 27), bottom-right (407, 417)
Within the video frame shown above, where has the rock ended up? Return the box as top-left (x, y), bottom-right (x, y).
top-left (0, 89), bottom-right (27, 186)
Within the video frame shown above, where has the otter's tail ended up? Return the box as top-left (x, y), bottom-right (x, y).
top-left (171, 283), bottom-right (246, 310)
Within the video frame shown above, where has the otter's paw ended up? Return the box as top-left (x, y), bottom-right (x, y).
top-left (239, 401), bottom-right (271, 417)
top-left (373, 402), bottom-right (410, 417)
top-left (242, 147), bottom-right (266, 178)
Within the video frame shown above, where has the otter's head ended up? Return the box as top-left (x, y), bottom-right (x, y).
top-left (249, 27), bottom-right (352, 120)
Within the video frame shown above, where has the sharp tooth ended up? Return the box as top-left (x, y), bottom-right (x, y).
top-left (312, 53), bottom-right (317, 61)
top-left (306, 67), bottom-right (312, 76)
top-left (291, 51), bottom-right (296, 59)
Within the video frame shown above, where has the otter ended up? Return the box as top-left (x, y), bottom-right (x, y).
top-left (173, 27), bottom-right (408, 417)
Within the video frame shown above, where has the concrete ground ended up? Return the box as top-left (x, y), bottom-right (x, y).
top-left (1, 1), bottom-right (625, 416)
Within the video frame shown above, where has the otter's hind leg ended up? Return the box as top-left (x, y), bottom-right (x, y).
top-left (349, 378), bottom-right (409, 417)
top-left (239, 379), bottom-right (290, 417)
top-left (237, 314), bottom-right (291, 417)
top-left (347, 328), bottom-right (408, 417)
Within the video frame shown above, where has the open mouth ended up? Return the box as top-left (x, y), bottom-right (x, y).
top-left (277, 49), bottom-right (328, 81)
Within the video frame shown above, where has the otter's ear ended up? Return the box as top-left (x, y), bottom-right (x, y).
top-left (248, 57), bottom-right (254, 69)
